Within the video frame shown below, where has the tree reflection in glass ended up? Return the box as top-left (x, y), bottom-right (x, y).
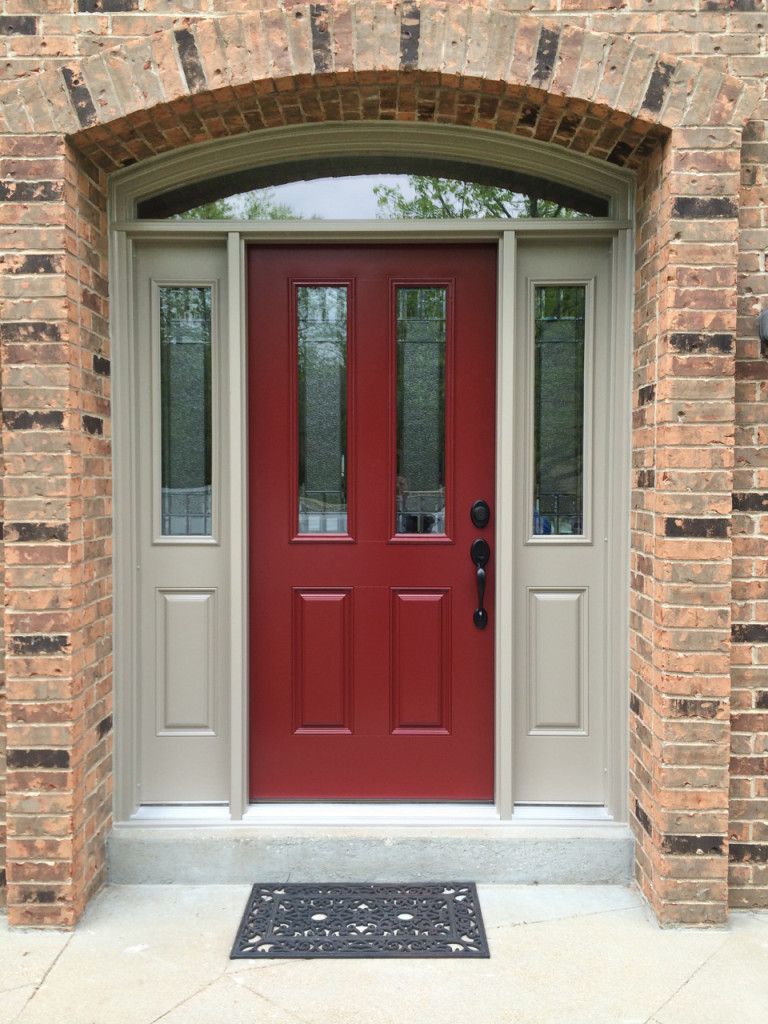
top-left (396, 287), bottom-right (447, 536)
top-left (297, 286), bottom-right (348, 535)
top-left (533, 285), bottom-right (586, 536)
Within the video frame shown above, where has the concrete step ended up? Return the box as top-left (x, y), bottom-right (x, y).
top-left (108, 824), bottom-right (633, 885)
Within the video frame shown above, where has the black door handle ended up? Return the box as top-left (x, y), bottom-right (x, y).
top-left (470, 538), bottom-right (490, 630)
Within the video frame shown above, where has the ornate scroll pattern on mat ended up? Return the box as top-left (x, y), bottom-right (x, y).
top-left (231, 883), bottom-right (489, 958)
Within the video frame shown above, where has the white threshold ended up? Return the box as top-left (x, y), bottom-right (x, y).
top-left (126, 802), bottom-right (615, 828)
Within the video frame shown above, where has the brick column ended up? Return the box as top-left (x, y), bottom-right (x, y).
top-left (729, 95), bottom-right (768, 908)
top-left (0, 137), bottom-right (112, 927)
top-left (631, 126), bottom-right (742, 925)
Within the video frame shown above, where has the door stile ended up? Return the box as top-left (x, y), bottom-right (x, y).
top-left (495, 229), bottom-right (517, 821)
top-left (228, 231), bottom-right (249, 819)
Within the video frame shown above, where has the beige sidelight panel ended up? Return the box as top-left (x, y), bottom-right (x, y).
top-left (134, 241), bottom-right (230, 804)
top-left (513, 239), bottom-right (613, 805)
top-left (156, 590), bottom-right (217, 733)
top-left (528, 588), bottom-right (587, 734)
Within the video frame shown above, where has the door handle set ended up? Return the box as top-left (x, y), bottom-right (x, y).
top-left (470, 500), bottom-right (491, 630)
top-left (470, 538), bottom-right (490, 630)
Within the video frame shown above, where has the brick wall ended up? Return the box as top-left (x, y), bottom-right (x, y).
top-left (0, 0), bottom-right (765, 925)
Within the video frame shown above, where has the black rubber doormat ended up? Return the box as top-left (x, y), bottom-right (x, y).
top-left (230, 883), bottom-right (490, 959)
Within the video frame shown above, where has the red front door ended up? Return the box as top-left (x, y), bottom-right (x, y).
top-left (248, 244), bottom-right (496, 800)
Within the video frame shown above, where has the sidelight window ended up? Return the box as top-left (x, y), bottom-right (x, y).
top-left (159, 285), bottom-right (213, 536)
top-left (532, 285), bottom-right (586, 537)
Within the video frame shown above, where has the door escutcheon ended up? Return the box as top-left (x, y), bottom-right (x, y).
top-left (470, 538), bottom-right (491, 630)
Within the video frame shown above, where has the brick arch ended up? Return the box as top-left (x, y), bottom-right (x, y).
top-left (1, 6), bottom-right (755, 166)
top-left (0, 2), bottom-right (760, 929)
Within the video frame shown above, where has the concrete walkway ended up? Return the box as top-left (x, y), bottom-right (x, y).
top-left (1, 885), bottom-right (767, 1024)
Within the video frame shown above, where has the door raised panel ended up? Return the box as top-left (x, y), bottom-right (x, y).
top-left (292, 589), bottom-right (352, 733)
top-left (155, 589), bottom-right (217, 734)
top-left (527, 589), bottom-right (588, 735)
top-left (390, 589), bottom-right (450, 733)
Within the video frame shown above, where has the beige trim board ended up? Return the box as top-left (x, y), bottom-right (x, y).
top-left (109, 121), bottom-right (634, 223)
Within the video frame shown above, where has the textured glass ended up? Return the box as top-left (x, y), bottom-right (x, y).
top-left (297, 287), bottom-right (348, 534)
top-left (396, 288), bottom-right (447, 535)
top-left (160, 286), bottom-right (212, 536)
top-left (533, 286), bottom-right (586, 536)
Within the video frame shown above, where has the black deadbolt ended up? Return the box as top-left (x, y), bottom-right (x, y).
top-left (470, 500), bottom-right (491, 529)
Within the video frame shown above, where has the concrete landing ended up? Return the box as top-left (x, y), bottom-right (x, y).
top-left (3, 884), bottom-right (767, 1024)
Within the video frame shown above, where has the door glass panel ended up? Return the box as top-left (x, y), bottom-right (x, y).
top-left (396, 287), bottom-right (447, 536)
top-left (533, 285), bottom-right (586, 536)
top-left (297, 286), bottom-right (348, 535)
top-left (160, 285), bottom-right (212, 536)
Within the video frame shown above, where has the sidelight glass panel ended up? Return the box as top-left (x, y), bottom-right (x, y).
top-left (297, 286), bottom-right (348, 534)
top-left (160, 285), bottom-right (212, 536)
top-left (533, 285), bottom-right (586, 536)
top-left (396, 287), bottom-right (447, 536)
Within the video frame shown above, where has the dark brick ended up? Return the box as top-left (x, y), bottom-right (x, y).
top-left (0, 254), bottom-right (60, 274)
top-left (607, 141), bottom-right (634, 166)
top-left (97, 714), bottom-right (113, 739)
top-left (556, 114), bottom-right (579, 139)
top-left (174, 28), bottom-right (206, 94)
top-left (732, 623), bottom-right (768, 644)
top-left (733, 492), bottom-right (768, 512)
top-left (0, 181), bottom-right (61, 202)
top-left (637, 469), bottom-right (655, 489)
top-left (61, 66), bottom-right (97, 128)
top-left (664, 517), bottom-right (729, 539)
top-left (0, 322), bottom-right (62, 344)
top-left (93, 354), bottom-right (110, 376)
top-left (669, 698), bottom-right (723, 720)
top-left (28, 889), bottom-right (56, 904)
top-left (78, 0), bottom-right (138, 10)
top-left (703, 0), bottom-right (757, 9)
top-left (669, 332), bottom-right (733, 354)
top-left (635, 800), bottom-right (652, 837)
top-left (756, 692), bottom-right (768, 709)
top-left (399, 0), bottom-right (421, 71)
top-left (7, 748), bottom-right (70, 770)
top-left (638, 383), bottom-right (655, 406)
top-left (310, 4), bottom-right (332, 74)
top-left (642, 60), bottom-right (674, 114)
top-left (8, 522), bottom-right (67, 543)
top-left (11, 634), bottom-right (68, 655)
top-left (82, 414), bottom-right (103, 436)
top-left (672, 196), bottom-right (738, 219)
top-left (3, 410), bottom-right (64, 430)
top-left (729, 843), bottom-right (768, 863)
top-left (630, 693), bottom-right (641, 716)
top-left (533, 26), bottom-right (559, 84)
top-left (0, 16), bottom-right (36, 34)
top-left (518, 105), bottom-right (538, 128)
top-left (661, 834), bottom-right (724, 856)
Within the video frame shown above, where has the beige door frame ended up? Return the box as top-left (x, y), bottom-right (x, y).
top-left (109, 123), bottom-right (634, 826)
